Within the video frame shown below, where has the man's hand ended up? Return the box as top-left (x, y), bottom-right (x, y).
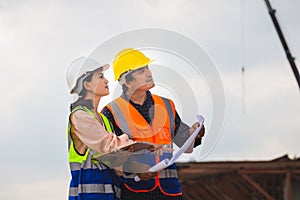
top-left (196, 124), bottom-right (205, 139)
top-left (189, 122), bottom-right (205, 137)
top-left (136, 172), bottom-right (158, 181)
top-left (189, 122), bottom-right (205, 147)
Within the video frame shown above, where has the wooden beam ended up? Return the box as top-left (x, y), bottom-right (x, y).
top-left (188, 182), bottom-right (218, 200)
top-left (178, 160), bottom-right (300, 170)
top-left (209, 184), bottom-right (231, 200)
top-left (239, 169), bottom-right (300, 174)
top-left (240, 174), bottom-right (275, 200)
top-left (220, 177), bottom-right (249, 199)
top-left (285, 172), bottom-right (292, 200)
top-left (231, 175), bottom-right (253, 196)
top-left (292, 174), bottom-right (300, 182)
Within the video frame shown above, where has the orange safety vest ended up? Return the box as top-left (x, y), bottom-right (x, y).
top-left (107, 94), bottom-right (175, 144)
top-left (106, 94), bottom-right (182, 196)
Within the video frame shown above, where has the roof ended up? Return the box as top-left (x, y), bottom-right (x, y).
top-left (176, 155), bottom-right (300, 200)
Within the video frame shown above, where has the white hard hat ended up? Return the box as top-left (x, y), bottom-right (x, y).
top-left (66, 57), bottom-right (109, 94)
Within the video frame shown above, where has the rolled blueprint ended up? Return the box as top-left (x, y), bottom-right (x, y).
top-left (134, 115), bottom-right (204, 182)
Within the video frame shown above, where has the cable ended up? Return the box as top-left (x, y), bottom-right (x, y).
top-left (241, 0), bottom-right (246, 114)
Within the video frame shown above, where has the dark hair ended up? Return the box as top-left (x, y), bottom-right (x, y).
top-left (70, 72), bottom-right (94, 111)
top-left (70, 98), bottom-right (93, 111)
top-left (121, 72), bottom-right (135, 93)
top-left (78, 72), bottom-right (94, 97)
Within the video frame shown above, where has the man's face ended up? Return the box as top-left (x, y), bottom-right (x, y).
top-left (126, 65), bottom-right (155, 93)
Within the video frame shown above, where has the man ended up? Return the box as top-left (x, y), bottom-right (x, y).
top-left (102, 48), bottom-right (205, 200)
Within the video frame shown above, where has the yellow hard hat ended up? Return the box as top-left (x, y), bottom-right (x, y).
top-left (112, 48), bottom-right (153, 81)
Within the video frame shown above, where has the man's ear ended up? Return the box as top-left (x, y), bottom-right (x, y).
top-left (124, 80), bottom-right (131, 89)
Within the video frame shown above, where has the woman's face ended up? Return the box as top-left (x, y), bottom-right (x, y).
top-left (85, 69), bottom-right (110, 97)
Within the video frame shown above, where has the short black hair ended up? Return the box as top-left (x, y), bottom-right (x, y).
top-left (120, 65), bottom-right (149, 93)
top-left (121, 72), bottom-right (135, 93)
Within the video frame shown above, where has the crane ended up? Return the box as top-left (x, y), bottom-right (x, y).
top-left (263, 0), bottom-right (300, 92)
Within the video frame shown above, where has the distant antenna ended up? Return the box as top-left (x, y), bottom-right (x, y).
top-left (263, 0), bottom-right (300, 92)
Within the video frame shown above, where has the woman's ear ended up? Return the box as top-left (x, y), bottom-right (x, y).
top-left (83, 81), bottom-right (92, 91)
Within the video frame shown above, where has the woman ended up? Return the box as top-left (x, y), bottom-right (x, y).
top-left (66, 57), bottom-right (134, 200)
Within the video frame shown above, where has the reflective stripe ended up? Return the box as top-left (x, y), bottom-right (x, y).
top-left (122, 168), bottom-right (177, 179)
top-left (69, 184), bottom-right (121, 197)
top-left (108, 101), bottom-right (131, 136)
top-left (69, 162), bottom-right (108, 171)
top-left (161, 97), bottom-right (175, 135)
top-left (69, 187), bottom-right (77, 196)
top-left (85, 149), bottom-right (94, 164)
top-left (159, 169), bottom-right (177, 179)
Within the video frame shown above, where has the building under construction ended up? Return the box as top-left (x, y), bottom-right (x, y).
top-left (177, 155), bottom-right (300, 200)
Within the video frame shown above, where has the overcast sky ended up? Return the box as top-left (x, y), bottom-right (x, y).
top-left (1, 0), bottom-right (299, 199)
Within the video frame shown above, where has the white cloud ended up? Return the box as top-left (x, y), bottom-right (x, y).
top-left (1, 0), bottom-right (300, 199)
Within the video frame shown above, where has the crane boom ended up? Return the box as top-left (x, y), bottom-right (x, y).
top-left (263, 0), bottom-right (300, 92)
